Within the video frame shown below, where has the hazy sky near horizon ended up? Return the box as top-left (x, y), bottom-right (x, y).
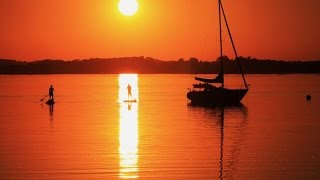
top-left (1, 0), bottom-right (320, 61)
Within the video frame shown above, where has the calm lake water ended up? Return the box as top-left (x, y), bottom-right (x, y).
top-left (0, 74), bottom-right (319, 179)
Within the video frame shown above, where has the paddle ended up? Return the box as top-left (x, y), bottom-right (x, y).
top-left (40, 95), bottom-right (48, 102)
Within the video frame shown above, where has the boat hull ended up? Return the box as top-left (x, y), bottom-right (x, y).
top-left (187, 88), bottom-right (248, 105)
top-left (46, 99), bottom-right (55, 105)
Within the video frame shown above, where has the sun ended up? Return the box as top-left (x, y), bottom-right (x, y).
top-left (118, 0), bottom-right (139, 16)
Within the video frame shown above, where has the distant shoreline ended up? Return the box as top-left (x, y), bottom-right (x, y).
top-left (1, 57), bottom-right (320, 74)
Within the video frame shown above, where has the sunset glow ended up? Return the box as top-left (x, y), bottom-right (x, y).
top-left (118, 0), bottom-right (139, 16)
top-left (118, 74), bottom-right (139, 178)
top-left (0, 1), bottom-right (319, 61)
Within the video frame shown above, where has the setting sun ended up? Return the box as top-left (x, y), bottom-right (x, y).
top-left (118, 0), bottom-right (138, 16)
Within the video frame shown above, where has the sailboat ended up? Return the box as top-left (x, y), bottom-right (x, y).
top-left (187, 0), bottom-right (249, 105)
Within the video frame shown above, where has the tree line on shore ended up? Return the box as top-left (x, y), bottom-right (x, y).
top-left (0, 56), bottom-right (319, 74)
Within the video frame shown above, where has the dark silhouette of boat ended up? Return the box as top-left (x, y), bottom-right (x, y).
top-left (123, 99), bottom-right (137, 103)
top-left (46, 99), bottom-right (55, 105)
top-left (187, 0), bottom-right (249, 106)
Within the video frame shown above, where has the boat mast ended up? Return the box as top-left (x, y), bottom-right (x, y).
top-left (218, 0), bottom-right (224, 88)
top-left (220, 1), bottom-right (249, 89)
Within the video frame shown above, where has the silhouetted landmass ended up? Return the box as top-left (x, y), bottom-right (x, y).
top-left (0, 56), bottom-right (319, 74)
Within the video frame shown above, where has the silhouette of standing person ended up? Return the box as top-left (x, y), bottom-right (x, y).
top-left (49, 85), bottom-right (55, 100)
top-left (127, 84), bottom-right (132, 99)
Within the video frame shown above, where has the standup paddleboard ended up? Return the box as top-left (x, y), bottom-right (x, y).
top-left (123, 99), bottom-right (137, 103)
top-left (46, 99), bottom-right (55, 105)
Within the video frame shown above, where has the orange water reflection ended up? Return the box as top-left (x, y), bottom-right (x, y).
top-left (118, 74), bottom-right (139, 179)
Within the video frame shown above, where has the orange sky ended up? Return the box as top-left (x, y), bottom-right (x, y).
top-left (0, 0), bottom-right (319, 61)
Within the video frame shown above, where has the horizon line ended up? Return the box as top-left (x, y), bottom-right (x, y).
top-left (1, 56), bottom-right (320, 63)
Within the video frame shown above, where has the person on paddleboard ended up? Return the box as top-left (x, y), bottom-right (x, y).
top-left (49, 85), bottom-right (55, 100)
top-left (127, 84), bottom-right (132, 99)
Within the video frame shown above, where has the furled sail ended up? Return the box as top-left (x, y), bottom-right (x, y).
top-left (195, 72), bottom-right (224, 84)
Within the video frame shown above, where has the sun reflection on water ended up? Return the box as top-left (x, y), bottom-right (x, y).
top-left (118, 74), bottom-right (139, 179)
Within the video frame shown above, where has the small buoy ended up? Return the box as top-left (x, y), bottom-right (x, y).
top-left (306, 95), bottom-right (311, 101)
